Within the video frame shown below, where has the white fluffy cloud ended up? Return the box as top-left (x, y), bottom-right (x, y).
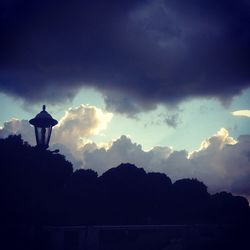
top-left (188, 129), bottom-right (248, 194)
top-left (82, 135), bottom-right (173, 173)
top-left (52, 104), bottom-right (113, 151)
top-left (232, 110), bottom-right (250, 117)
top-left (82, 128), bottom-right (250, 199)
top-left (0, 119), bottom-right (35, 145)
top-left (82, 135), bottom-right (189, 177)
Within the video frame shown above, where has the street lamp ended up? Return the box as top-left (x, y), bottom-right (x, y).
top-left (29, 105), bottom-right (58, 149)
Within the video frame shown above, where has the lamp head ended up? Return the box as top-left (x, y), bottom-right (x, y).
top-left (29, 105), bottom-right (58, 149)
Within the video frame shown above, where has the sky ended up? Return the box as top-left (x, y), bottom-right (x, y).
top-left (0, 0), bottom-right (250, 200)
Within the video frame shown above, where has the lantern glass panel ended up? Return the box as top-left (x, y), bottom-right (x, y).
top-left (34, 126), bottom-right (52, 148)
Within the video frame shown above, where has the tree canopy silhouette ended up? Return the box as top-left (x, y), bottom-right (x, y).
top-left (0, 135), bottom-right (249, 227)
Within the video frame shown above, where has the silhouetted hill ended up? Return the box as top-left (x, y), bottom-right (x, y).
top-left (0, 135), bottom-right (249, 227)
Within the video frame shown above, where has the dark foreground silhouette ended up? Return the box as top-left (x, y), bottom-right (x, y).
top-left (0, 135), bottom-right (249, 250)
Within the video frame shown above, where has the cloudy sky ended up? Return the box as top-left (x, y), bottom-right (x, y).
top-left (1, 0), bottom-right (250, 199)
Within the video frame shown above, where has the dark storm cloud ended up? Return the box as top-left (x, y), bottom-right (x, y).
top-left (1, 0), bottom-right (250, 113)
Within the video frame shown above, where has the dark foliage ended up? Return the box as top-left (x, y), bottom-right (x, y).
top-left (0, 135), bottom-right (249, 227)
top-left (0, 135), bottom-right (73, 226)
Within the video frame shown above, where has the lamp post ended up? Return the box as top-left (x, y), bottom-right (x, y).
top-left (29, 105), bottom-right (58, 149)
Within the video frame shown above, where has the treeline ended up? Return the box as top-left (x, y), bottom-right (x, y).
top-left (0, 135), bottom-right (249, 226)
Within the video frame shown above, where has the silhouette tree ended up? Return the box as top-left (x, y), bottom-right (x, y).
top-left (64, 169), bottom-right (98, 225)
top-left (0, 135), bottom-right (73, 225)
top-left (0, 135), bottom-right (249, 227)
top-left (209, 192), bottom-right (250, 224)
top-left (143, 172), bottom-right (172, 224)
top-left (98, 163), bottom-right (147, 224)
